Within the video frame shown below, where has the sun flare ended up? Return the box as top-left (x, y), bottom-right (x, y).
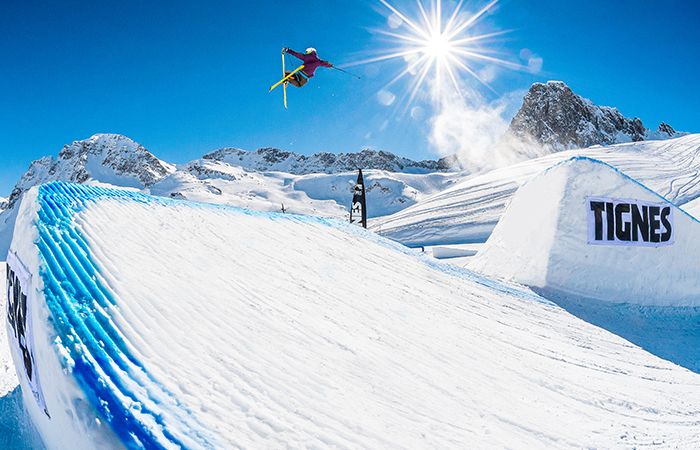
top-left (344, 0), bottom-right (522, 108)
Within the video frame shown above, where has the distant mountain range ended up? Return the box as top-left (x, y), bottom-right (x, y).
top-left (0, 134), bottom-right (461, 255)
top-left (203, 147), bottom-right (457, 175)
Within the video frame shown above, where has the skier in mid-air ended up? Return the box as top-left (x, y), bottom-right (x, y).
top-left (282, 47), bottom-right (333, 87)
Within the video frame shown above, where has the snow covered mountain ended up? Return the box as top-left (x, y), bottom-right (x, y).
top-left (151, 158), bottom-right (460, 220)
top-left (0, 134), bottom-right (462, 258)
top-left (203, 147), bottom-right (455, 174)
top-left (508, 81), bottom-right (685, 150)
top-left (5, 133), bottom-right (174, 210)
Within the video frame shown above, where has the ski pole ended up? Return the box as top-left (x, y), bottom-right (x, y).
top-left (333, 67), bottom-right (362, 80)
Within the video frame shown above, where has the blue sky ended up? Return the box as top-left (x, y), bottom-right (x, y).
top-left (1, 0), bottom-right (698, 194)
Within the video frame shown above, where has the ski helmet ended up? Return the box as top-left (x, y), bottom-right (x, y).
top-left (305, 47), bottom-right (317, 54)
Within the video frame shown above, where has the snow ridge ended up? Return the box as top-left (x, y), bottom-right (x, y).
top-left (203, 147), bottom-right (454, 175)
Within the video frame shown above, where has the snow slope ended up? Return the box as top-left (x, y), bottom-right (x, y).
top-left (470, 157), bottom-right (700, 306)
top-left (6, 182), bottom-right (700, 448)
top-left (683, 196), bottom-right (700, 218)
top-left (374, 134), bottom-right (700, 246)
top-left (150, 159), bottom-right (461, 220)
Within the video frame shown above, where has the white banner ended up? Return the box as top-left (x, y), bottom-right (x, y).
top-left (587, 196), bottom-right (674, 247)
top-left (6, 250), bottom-right (49, 417)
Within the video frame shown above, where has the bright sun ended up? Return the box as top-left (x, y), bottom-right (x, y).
top-left (343, 0), bottom-right (521, 107)
top-left (426, 32), bottom-right (450, 58)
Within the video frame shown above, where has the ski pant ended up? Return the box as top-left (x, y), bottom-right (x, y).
top-left (286, 71), bottom-right (308, 87)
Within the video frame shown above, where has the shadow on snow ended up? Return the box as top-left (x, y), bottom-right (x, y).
top-left (0, 386), bottom-right (45, 450)
top-left (535, 288), bottom-right (700, 375)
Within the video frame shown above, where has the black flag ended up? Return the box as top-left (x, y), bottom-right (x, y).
top-left (350, 169), bottom-right (367, 228)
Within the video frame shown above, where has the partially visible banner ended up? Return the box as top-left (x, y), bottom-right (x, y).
top-left (6, 250), bottom-right (50, 417)
top-left (587, 196), bottom-right (674, 247)
top-left (350, 169), bottom-right (367, 229)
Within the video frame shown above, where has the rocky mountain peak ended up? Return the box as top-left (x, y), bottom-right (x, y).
top-left (7, 134), bottom-right (174, 208)
top-left (508, 81), bottom-right (679, 150)
top-left (658, 122), bottom-right (676, 137)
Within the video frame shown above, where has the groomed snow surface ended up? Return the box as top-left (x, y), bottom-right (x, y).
top-left (3, 182), bottom-right (699, 449)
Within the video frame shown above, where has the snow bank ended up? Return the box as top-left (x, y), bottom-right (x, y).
top-left (6, 182), bottom-right (700, 448)
top-left (471, 157), bottom-right (700, 306)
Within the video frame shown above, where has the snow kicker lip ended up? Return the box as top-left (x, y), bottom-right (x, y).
top-left (34, 182), bottom-right (214, 449)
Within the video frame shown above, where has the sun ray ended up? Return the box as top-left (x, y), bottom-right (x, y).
top-left (448, 53), bottom-right (498, 94)
top-left (445, 0), bottom-right (499, 40)
top-left (355, 0), bottom-right (519, 109)
top-left (385, 53), bottom-right (432, 89)
top-left (416, 0), bottom-right (433, 32)
top-left (372, 29), bottom-right (431, 45)
top-left (339, 48), bottom-right (425, 68)
top-left (443, 0), bottom-right (465, 35)
top-left (453, 48), bottom-right (526, 70)
top-left (450, 29), bottom-right (513, 46)
top-left (444, 62), bottom-right (463, 97)
top-left (406, 57), bottom-right (434, 108)
top-left (379, 0), bottom-right (431, 40)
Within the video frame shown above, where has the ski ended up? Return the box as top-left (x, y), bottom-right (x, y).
top-left (282, 51), bottom-right (288, 109)
top-left (269, 65), bottom-right (305, 92)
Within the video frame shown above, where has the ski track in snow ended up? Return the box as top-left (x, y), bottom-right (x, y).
top-left (374, 135), bottom-right (700, 246)
top-left (10, 183), bottom-right (699, 448)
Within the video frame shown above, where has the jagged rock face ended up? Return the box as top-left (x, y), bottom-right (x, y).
top-left (509, 81), bottom-right (662, 150)
top-left (7, 134), bottom-right (174, 208)
top-left (203, 147), bottom-right (451, 174)
top-left (658, 122), bottom-right (676, 137)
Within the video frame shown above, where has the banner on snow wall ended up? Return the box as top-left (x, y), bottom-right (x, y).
top-left (6, 250), bottom-right (50, 417)
top-left (350, 169), bottom-right (367, 229)
top-left (587, 196), bottom-right (674, 247)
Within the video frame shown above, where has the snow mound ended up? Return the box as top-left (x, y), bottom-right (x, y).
top-left (6, 182), bottom-right (700, 448)
top-left (470, 157), bottom-right (700, 306)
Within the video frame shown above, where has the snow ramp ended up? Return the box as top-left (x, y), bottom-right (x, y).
top-left (6, 182), bottom-right (700, 449)
top-left (471, 157), bottom-right (700, 306)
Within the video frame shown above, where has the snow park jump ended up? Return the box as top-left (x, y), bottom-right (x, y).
top-left (5, 181), bottom-right (699, 448)
top-left (470, 157), bottom-right (700, 306)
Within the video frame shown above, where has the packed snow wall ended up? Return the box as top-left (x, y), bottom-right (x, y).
top-left (471, 157), bottom-right (700, 306)
top-left (6, 182), bottom-right (700, 449)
